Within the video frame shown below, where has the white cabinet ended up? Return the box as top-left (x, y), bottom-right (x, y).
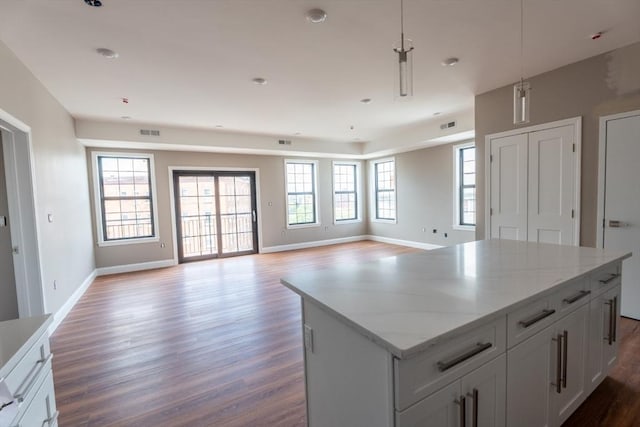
top-left (507, 293), bottom-right (589, 427)
top-left (587, 284), bottom-right (621, 393)
top-left (12, 369), bottom-right (58, 427)
top-left (487, 120), bottom-right (580, 245)
top-left (397, 355), bottom-right (506, 427)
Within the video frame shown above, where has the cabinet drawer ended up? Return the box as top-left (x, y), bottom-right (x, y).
top-left (590, 263), bottom-right (621, 297)
top-left (4, 331), bottom-right (52, 404)
top-left (12, 368), bottom-right (58, 427)
top-left (394, 317), bottom-right (506, 411)
top-left (507, 278), bottom-right (589, 348)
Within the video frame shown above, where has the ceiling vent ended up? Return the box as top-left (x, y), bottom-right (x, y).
top-left (140, 129), bottom-right (160, 136)
top-left (278, 139), bottom-right (292, 145)
top-left (440, 121), bottom-right (457, 130)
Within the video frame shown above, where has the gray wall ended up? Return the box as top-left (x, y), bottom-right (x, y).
top-left (475, 42), bottom-right (640, 247)
top-left (86, 148), bottom-right (368, 268)
top-left (368, 142), bottom-right (476, 247)
top-left (0, 135), bottom-right (18, 320)
top-left (0, 40), bottom-right (95, 315)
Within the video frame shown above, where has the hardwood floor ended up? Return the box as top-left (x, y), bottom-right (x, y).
top-left (51, 241), bottom-right (417, 426)
top-left (51, 241), bottom-right (640, 426)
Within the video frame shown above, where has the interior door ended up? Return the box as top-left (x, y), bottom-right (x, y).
top-left (490, 133), bottom-right (528, 241)
top-left (603, 112), bottom-right (640, 319)
top-left (528, 125), bottom-right (576, 245)
top-left (174, 171), bottom-right (258, 262)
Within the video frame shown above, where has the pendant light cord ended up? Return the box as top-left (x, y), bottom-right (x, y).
top-left (520, 0), bottom-right (524, 83)
top-left (400, 0), bottom-right (405, 50)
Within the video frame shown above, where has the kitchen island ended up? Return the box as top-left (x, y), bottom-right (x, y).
top-left (281, 240), bottom-right (631, 427)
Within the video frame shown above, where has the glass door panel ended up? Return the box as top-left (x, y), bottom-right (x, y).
top-left (174, 172), bottom-right (257, 262)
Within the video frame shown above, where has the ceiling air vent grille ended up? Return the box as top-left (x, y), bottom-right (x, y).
top-left (439, 121), bottom-right (456, 130)
top-left (140, 129), bottom-right (160, 136)
top-left (278, 139), bottom-right (292, 145)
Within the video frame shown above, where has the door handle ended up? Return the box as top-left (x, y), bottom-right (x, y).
top-left (455, 395), bottom-right (466, 427)
top-left (608, 220), bottom-right (627, 228)
top-left (252, 210), bottom-right (257, 222)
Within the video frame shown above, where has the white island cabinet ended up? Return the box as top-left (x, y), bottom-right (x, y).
top-left (0, 315), bottom-right (57, 427)
top-left (281, 240), bottom-right (631, 427)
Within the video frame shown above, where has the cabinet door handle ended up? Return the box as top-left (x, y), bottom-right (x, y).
top-left (599, 273), bottom-right (620, 285)
top-left (606, 299), bottom-right (615, 345)
top-left (13, 353), bottom-right (53, 402)
top-left (455, 395), bottom-right (466, 427)
top-left (562, 330), bottom-right (568, 389)
top-left (518, 309), bottom-right (555, 328)
top-left (466, 388), bottom-right (479, 427)
top-left (436, 342), bottom-right (492, 372)
top-left (563, 290), bottom-right (591, 305)
top-left (552, 333), bottom-right (562, 394)
top-left (613, 296), bottom-right (618, 343)
top-left (47, 411), bottom-right (59, 426)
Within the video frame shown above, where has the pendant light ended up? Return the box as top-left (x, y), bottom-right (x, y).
top-left (513, 0), bottom-right (530, 124)
top-left (393, 0), bottom-right (414, 98)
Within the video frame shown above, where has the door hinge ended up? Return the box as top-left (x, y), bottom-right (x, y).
top-left (490, 154), bottom-right (493, 162)
top-left (572, 144), bottom-right (575, 153)
top-left (571, 209), bottom-right (575, 219)
top-left (490, 208), bottom-right (493, 216)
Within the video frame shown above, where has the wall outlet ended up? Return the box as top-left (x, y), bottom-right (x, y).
top-left (160, 242), bottom-right (166, 248)
top-left (421, 227), bottom-right (426, 232)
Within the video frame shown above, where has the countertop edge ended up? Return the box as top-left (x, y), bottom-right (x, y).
top-left (0, 314), bottom-right (52, 380)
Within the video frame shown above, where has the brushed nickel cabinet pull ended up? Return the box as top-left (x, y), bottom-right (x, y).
top-left (455, 396), bottom-right (466, 427)
top-left (552, 334), bottom-right (562, 394)
top-left (606, 299), bottom-right (614, 345)
top-left (562, 330), bottom-right (568, 389)
top-left (599, 273), bottom-right (620, 285)
top-left (47, 411), bottom-right (59, 426)
top-left (563, 290), bottom-right (591, 305)
top-left (518, 309), bottom-right (556, 328)
top-left (13, 353), bottom-right (53, 402)
top-left (436, 342), bottom-right (493, 372)
top-left (613, 296), bottom-right (618, 343)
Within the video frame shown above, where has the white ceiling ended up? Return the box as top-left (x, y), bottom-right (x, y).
top-left (0, 0), bottom-right (639, 145)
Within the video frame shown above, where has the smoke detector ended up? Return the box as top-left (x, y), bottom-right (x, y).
top-left (306, 8), bottom-right (327, 23)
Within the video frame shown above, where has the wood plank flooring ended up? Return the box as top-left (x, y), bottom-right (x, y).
top-left (51, 241), bottom-right (640, 426)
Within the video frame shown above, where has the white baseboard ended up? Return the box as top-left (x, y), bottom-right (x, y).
top-left (261, 235), bottom-right (369, 253)
top-left (49, 269), bottom-right (97, 334)
top-left (366, 235), bottom-right (443, 251)
top-left (96, 259), bottom-right (177, 276)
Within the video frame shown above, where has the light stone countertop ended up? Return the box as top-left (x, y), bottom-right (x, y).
top-left (281, 240), bottom-right (631, 359)
top-left (0, 314), bottom-right (52, 379)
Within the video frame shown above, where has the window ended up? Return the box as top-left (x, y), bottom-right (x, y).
top-left (285, 160), bottom-right (319, 227)
top-left (92, 152), bottom-right (159, 245)
top-left (454, 143), bottom-right (476, 228)
top-left (372, 158), bottom-right (396, 222)
top-left (333, 162), bottom-right (361, 223)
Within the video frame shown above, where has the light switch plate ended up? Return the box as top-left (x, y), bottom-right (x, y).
top-left (304, 324), bottom-right (314, 353)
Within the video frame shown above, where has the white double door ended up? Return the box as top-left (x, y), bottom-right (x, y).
top-left (601, 111), bottom-right (640, 319)
top-left (489, 122), bottom-right (579, 245)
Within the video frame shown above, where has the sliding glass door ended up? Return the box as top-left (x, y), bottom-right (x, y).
top-left (173, 171), bottom-right (258, 262)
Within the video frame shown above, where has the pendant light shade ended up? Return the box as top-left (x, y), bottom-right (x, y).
top-left (393, 0), bottom-right (414, 99)
top-left (513, 0), bottom-right (531, 124)
top-left (514, 80), bottom-right (530, 124)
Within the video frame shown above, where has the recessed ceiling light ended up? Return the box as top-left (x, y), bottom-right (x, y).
top-left (252, 77), bottom-right (267, 85)
top-left (120, 116), bottom-right (131, 120)
top-left (353, 137), bottom-right (361, 141)
top-left (294, 132), bottom-right (301, 136)
top-left (433, 112), bottom-right (441, 116)
top-left (349, 125), bottom-right (355, 130)
top-left (441, 57), bottom-right (459, 67)
top-left (84, 0), bottom-right (102, 7)
top-left (96, 47), bottom-right (118, 59)
top-left (215, 125), bottom-right (224, 128)
top-left (306, 8), bottom-right (327, 23)
top-left (360, 98), bottom-right (372, 104)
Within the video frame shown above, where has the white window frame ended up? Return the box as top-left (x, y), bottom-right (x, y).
top-left (370, 157), bottom-right (397, 224)
top-left (284, 159), bottom-right (320, 229)
top-left (452, 141), bottom-right (476, 231)
top-left (92, 151), bottom-right (160, 247)
top-left (332, 161), bottom-right (362, 225)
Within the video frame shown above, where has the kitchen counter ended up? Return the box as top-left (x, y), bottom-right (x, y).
top-left (282, 239), bottom-right (630, 359)
top-left (0, 314), bottom-right (52, 380)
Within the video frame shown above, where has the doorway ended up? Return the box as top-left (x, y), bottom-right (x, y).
top-left (597, 109), bottom-right (640, 320)
top-left (173, 171), bottom-right (258, 262)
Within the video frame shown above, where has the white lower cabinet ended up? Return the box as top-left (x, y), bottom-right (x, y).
top-left (507, 302), bottom-right (589, 427)
top-left (12, 369), bottom-right (58, 427)
top-left (586, 284), bottom-right (621, 393)
top-left (397, 354), bottom-right (506, 427)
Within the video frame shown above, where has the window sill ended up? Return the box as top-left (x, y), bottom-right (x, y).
top-left (286, 223), bottom-right (321, 230)
top-left (334, 219), bottom-right (362, 225)
top-left (97, 236), bottom-right (159, 247)
top-left (371, 218), bottom-right (397, 225)
top-left (452, 225), bottom-right (476, 232)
